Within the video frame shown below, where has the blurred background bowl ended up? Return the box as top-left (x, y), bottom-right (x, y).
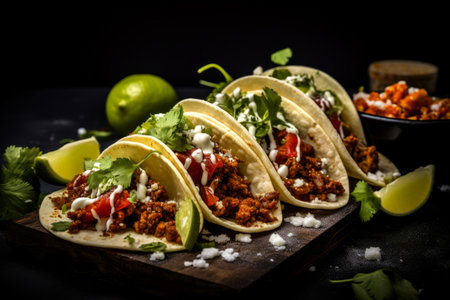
top-left (359, 112), bottom-right (450, 185)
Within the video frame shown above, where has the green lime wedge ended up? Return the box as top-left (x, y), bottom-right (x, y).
top-left (375, 165), bottom-right (434, 216)
top-left (175, 196), bottom-right (201, 250)
top-left (35, 137), bottom-right (100, 185)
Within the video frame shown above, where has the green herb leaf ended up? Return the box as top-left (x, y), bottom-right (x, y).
top-left (51, 221), bottom-right (72, 231)
top-left (271, 48), bottom-right (292, 66)
top-left (0, 146), bottom-right (42, 220)
top-left (61, 203), bottom-right (68, 214)
top-left (330, 269), bottom-right (419, 300)
top-left (195, 241), bottom-right (216, 250)
top-left (141, 105), bottom-right (194, 152)
top-left (139, 242), bottom-right (167, 252)
top-left (351, 181), bottom-right (381, 222)
top-left (124, 234), bottom-right (135, 245)
top-left (197, 63), bottom-right (234, 103)
top-left (271, 68), bottom-right (292, 80)
top-left (87, 150), bottom-right (160, 191)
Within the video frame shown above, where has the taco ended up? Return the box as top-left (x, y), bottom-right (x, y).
top-left (120, 105), bottom-right (283, 233)
top-left (180, 81), bottom-right (350, 210)
top-left (39, 140), bottom-right (203, 252)
top-left (259, 67), bottom-right (400, 186)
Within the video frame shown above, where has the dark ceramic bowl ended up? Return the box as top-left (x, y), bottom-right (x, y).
top-left (358, 112), bottom-right (450, 184)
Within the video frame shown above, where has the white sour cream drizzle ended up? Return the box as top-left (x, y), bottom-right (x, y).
top-left (136, 170), bottom-right (148, 201)
top-left (184, 125), bottom-right (217, 186)
top-left (106, 185), bottom-right (123, 231)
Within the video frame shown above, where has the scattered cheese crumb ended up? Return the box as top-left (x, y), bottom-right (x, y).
top-left (198, 247), bottom-right (220, 259)
top-left (235, 233), bottom-right (252, 243)
top-left (284, 212), bottom-right (321, 228)
top-left (221, 248), bottom-right (239, 262)
top-left (184, 258), bottom-right (209, 268)
top-left (269, 233), bottom-right (286, 251)
top-left (77, 127), bottom-right (87, 136)
top-left (202, 233), bottom-right (230, 244)
top-left (309, 266), bottom-right (316, 272)
top-left (364, 247), bottom-right (381, 261)
top-left (287, 232), bottom-right (294, 237)
top-left (149, 252), bottom-right (165, 261)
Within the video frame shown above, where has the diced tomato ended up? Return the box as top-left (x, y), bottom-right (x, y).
top-left (200, 186), bottom-right (219, 207)
top-left (84, 190), bottom-right (130, 222)
top-left (275, 132), bottom-right (298, 164)
top-left (176, 149), bottom-right (222, 185)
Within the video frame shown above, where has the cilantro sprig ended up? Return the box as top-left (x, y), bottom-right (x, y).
top-left (197, 63), bottom-right (234, 103)
top-left (134, 105), bottom-right (194, 152)
top-left (330, 268), bottom-right (419, 300)
top-left (207, 87), bottom-right (289, 142)
top-left (85, 150), bottom-right (160, 192)
top-left (0, 146), bottom-right (42, 221)
top-left (270, 47), bottom-right (292, 66)
top-left (351, 181), bottom-right (382, 222)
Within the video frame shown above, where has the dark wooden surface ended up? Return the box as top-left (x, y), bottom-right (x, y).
top-left (7, 199), bottom-right (359, 296)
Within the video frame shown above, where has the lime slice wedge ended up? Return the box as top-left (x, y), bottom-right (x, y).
top-left (175, 196), bottom-right (201, 250)
top-left (35, 137), bottom-right (100, 185)
top-left (375, 165), bottom-right (435, 216)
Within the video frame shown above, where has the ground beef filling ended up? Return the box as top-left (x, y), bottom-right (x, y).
top-left (205, 149), bottom-right (279, 227)
top-left (50, 170), bottom-right (181, 244)
top-left (273, 129), bottom-right (345, 202)
top-left (343, 133), bottom-right (379, 174)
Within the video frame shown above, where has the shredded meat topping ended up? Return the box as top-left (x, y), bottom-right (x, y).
top-left (343, 133), bottom-right (379, 174)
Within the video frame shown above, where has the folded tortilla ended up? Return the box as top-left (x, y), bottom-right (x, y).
top-left (231, 73), bottom-right (399, 186)
top-left (119, 110), bottom-right (283, 233)
top-left (178, 93), bottom-right (350, 210)
top-left (39, 140), bottom-right (203, 252)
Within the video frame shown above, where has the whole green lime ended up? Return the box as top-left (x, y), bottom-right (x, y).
top-left (106, 74), bottom-right (178, 135)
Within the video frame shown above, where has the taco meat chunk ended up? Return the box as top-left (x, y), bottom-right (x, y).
top-left (273, 129), bottom-right (345, 202)
top-left (179, 146), bottom-right (280, 227)
top-left (51, 169), bottom-right (181, 244)
top-left (343, 134), bottom-right (379, 174)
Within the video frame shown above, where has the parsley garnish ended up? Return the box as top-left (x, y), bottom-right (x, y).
top-left (0, 146), bottom-right (42, 221)
top-left (86, 150), bottom-right (160, 191)
top-left (351, 181), bottom-right (381, 222)
top-left (124, 234), bottom-right (135, 245)
top-left (330, 268), bottom-right (419, 300)
top-left (135, 105), bottom-right (194, 152)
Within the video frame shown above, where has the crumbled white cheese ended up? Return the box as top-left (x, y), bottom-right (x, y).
top-left (253, 66), bottom-right (263, 75)
top-left (364, 246), bottom-right (381, 261)
top-left (368, 170), bottom-right (386, 182)
top-left (293, 178), bottom-right (305, 187)
top-left (284, 212), bottom-right (321, 228)
top-left (201, 233), bottom-right (230, 244)
top-left (198, 247), bottom-right (221, 259)
top-left (308, 265), bottom-right (316, 272)
top-left (235, 233), bottom-right (252, 243)
top-left (327, 193), bottom-right (337, 202)
top-left (184, 258), bottom-right (209, 268)
top-left (269, 233), bottom-right (286, 251)
top-left (77, 127), bottom-right (87, 136)
top-left (149, 252), bottom-right (165, 261)
top-left (221, 248), bottom-right (239, 262)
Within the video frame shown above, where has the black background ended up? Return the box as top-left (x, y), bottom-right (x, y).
top-left (3, 3), bottom-right (450, 97)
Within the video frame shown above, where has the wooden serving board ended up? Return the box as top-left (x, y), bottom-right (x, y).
top-left (7, 199), bottom-right (359, 297)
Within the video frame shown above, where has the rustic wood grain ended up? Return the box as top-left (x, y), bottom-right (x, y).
top-left (6, 200), bottom-right (359, 296)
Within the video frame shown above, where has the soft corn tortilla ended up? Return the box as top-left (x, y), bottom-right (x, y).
top-left (179, 96), bottom-right (350, 210)
top-left (225, 75), bottom-right (399, 187)
top-left (39, 141), bottom-right (203, 252)
top-left (119, 111), bottom-right (283, 233)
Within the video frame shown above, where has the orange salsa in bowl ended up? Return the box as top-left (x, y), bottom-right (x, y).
top-left (353, 81), bottom-right (450, 120)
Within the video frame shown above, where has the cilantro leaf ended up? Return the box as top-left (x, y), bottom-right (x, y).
top-left (330, 269), bottom-right (419, 300)
top-left (139, 242), bottom-right (167, 252)
top-left (87, 150), bottom-right (160, 191)
top-left (138, 105), bottom-right (193, 152)
top-left (197, 63), bottom-right (234, 103)
top-left (51, 221), bottom-right (72, 231)
top-left (271, 48), bottom-right (292, 66)
top-left (0, 146), bottom-right (42, 220)
top-left (351, 181), bottom-right (381, 222)
top-left (0, 177), bottom-right (36, 220)
top-left (271, 68), bottom-right (292, 80)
